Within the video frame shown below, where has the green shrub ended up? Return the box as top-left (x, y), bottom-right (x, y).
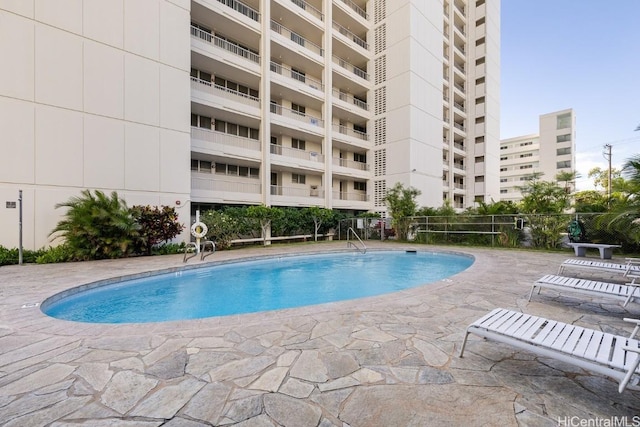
top-left (36, 244), bottom-right (74, 264)
top-left (151, 242), bottom-right (186, 255)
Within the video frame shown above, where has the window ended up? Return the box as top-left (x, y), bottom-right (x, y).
top-left (475, 37), bottom-right (485, 46)
top-left (292, 68), bottom-right (306, 83)
top-left (291, 138), bottom-right (306, 150)
top-left (292, 173), bottom-right (306, 184)
top-left (557, 160), bottom-right (572, 169)
top-left (500, 145), bottom-right (508, 150)
top-left (475, 76), bottom-right (485, 85)
top-left (500, 156), bottom-right (507, 161)
top-left (191, 160), bottom-right (212, 173)
top-left (500, 178), bottom-right (507, 183)
top-left (500, 167), bottom-right (507, 172)
top-left (475, 156), bottom-right (484, 163)
top-left (557, 134), bottom-right (571, 143)
top-left (214, 162), bottom-right (259, 178)
top-left (557, 113), bottom-right (571, 129)
top-left (475, 96), bottom-right (485, 104)
top-left (500, 189), bottom-right (507, 194)
top-left (354, 153), bottom-right (366, 163)
top-left (354, 181), bottom-right (366, 191)
top-left (353, 124), bottom-right (367, 134)
top-left (475, 57), bottom-right (485, 66)
top-left (475, 176), bottom-right (484, 183)
top-left (519, 153), bottom-right (533, 158)
top-left (291, 103), bottom-right (306, 116)
top-left (520, 141), bottom-right (533, 146)
top-left (519, 165), bottom-right (533, 170)
top-left (557, 147), bottom-right (572, 156)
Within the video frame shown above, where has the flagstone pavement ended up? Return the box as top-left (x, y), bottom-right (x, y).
top-left (1, 241), bottom-right (640, 426)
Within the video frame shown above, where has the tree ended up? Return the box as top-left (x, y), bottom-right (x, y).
top-left (304, 206), bottom-right (334, 241)
top-left (50, 190), bottom-right (139, 260)
top-left (246, 205), bottom-right (284, 244)
top-left (518, 173), bottom-right (570, 214)
top-left (383, 183), bottom-right (421, 240)
top-left (556, 170), bottom-right (579, 194)
top-left (588, 167), bottom-right (623, 192)
top-left (573, 190), bottom-right (608, 213)
top-left (131, 205), bottom-right (184, 255)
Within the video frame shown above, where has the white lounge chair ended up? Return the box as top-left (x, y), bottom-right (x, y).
top-left (459, 308), bottom-right (640, 393)
top-left (558, 257), bottom-right (640, 276)
top-left (529, 274), bottom-right (640, 308)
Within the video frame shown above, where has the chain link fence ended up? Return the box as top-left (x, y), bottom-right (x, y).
top-left (337, 214), bottom-right (638, 253)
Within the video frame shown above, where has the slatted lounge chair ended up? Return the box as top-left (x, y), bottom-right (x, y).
top-left (459, 308), bottom-right (640, 393)
top-left (558, 257), bottom-right (640, 276)
top-left (529, 274), bottom-right (640, 308)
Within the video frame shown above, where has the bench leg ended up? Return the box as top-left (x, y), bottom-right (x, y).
top-left (574, 247), bottom-right (586, 257)
top-left (601, 248), bottom-right (613, 259)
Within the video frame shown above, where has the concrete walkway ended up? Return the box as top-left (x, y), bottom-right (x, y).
top-left (1, 242), bottom-right (639, 426)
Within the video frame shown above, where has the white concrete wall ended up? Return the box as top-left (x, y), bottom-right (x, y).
top-left (0, 1), bottom-right (191, 250)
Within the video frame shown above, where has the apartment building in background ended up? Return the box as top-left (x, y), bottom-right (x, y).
top-left (0, 0), bottom-right (500, 250)
top-left (499, 108), bottom-right (576, 202)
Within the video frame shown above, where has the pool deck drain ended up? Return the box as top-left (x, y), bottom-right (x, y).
top-left (1, 241), bottom-right (639, 425)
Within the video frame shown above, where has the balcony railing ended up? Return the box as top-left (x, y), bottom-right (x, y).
top-left (191, 77), bottom-right (260, 108)
top-left (454, 2), bottom-right (466, 17)
top-left (453, 101), bottom-right (465, 112)
top-left (271, 144), bottom-right (324, 162)
top-left (192, 174), bottom-right (261, 194)
top-left (270, 104), bottom-right (324, 127)
top-left (332, 157), bottom-right (369, 171)
top-left (332, 56), bottom-right (369, 81)
top-left (271, 185), bottom-right (324, 197)
top-left (191, 26), bottom-right (260, 64)
top-left (332, 89), bottom-right (369, 111)
top-left (332, 124), bottom-right (369, 141)
top-left (216, 0), bottom-right (260, 22)
top-left (454, 142), bottom-right (465, 151)
top-left (191, 127), bottom-right (261, 151)
top-left (332, 21), bottom-right (368, 50)
top-left (454, 122), bottom-right (466, 132)
top-left (333, 191), bottom-right (369, 202)
top-left (454, 82), bottom-right (465, 92)
top-left (271, 21), bottom-right (323, 57)
top-left (290, 0), bottom-right (323, 21)
top-left (337, 0), bottom-right (368, 20)
top-left (270, 62), bottom-right (323, 91)
top-left (454, 63), bottom-right (465, 73)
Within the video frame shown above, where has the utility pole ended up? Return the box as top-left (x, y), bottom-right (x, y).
top-left (603, 144), bottom-right (612, 208)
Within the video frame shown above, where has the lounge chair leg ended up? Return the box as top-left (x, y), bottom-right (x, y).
top-left (619, 351), bottom-right (640, 393)
top-left (459, 330), bottom-right (471, 357)
top-left (528, 285), bottom-right (537, 302)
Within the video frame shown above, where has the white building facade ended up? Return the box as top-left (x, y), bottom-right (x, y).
top-left (499, 108), bottom-right (576, 202)
top-left (0, 0), bottom-right (500, 250)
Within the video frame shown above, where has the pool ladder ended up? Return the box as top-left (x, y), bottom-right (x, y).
top-left (183, 240), bottom-right (216, 263)
top-left (346, 227), bottom-right (367, 254)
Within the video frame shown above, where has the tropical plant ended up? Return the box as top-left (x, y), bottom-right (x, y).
top-left (304, 206), bottom-right (335, 241)
top-left (50, 190), bottom-right (140, 260)
top-left (518, 173), bottom-right (570, 214)
top-left (246, 205), bottom-right (284, 244)
top-left (131, 205), bottom-right (184, 255)
top-left (199, 209), bottom-right (239, 250)
top-left (383, 183), bottom-right (420, 240)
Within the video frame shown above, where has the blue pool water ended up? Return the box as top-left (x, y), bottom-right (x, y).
top-left (42, 250), bottom-right (473, 323)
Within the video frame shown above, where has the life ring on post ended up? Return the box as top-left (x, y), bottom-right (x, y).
top-left (190, 221), bottom-right (208, 239)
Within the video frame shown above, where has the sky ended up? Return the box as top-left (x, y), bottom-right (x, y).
top-left (500, 1), bottom-right (640, 190)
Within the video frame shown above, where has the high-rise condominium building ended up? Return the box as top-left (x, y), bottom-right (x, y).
top-left (499, 109), bottom-right (576, 202)
top-left (0, 0), bottom-right (500, 250)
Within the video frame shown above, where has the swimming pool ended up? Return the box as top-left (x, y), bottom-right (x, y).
top-left (42, 250), bottom-right (474, 323)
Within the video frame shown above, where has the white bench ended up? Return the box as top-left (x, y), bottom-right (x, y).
top-left (568, 242), bottom-right (621, 259)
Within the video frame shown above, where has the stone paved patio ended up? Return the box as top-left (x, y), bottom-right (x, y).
top-left (1, 241), bottom-right (640, 426)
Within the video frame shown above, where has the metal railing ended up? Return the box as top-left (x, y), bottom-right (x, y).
top-left (270, 104), bottom-right (324, 127)
top-left (332, 124), bottom-right (369, 141)
top-left (332, 157), bottom-right (369, 171)
top-left (191, 174), bottom-right (262, 194)
top-left (333, 191), bottom-right (369, 202)
top-left (290, 0), bottom-right (323, 21)
top-left (270, 185), bottom-right (324, 197)
top-left (338, 0), bottom-right (368, 20)
top-left (191, 127), bottom-right (261, 152)
top-left (190, 26), bottom-right (260, 64)
top-left (347, 227), bottom-right (367, 253)
top-left (270, 62), bottom-right (323, 91)
top-left (271, 21), bottom-right (324, 56)
top-left (271, 144), bottom-right (324, 162)
top-left (332, 21), bottom-right (368, 50)
top-left (332, 89), bottom-right (369, 110)
top-left (216, 0), bottom-right (260, 22)
top-left (190, 77), bottom-right (260, 108)
top-left (332, 56), bottom-right (369, 80)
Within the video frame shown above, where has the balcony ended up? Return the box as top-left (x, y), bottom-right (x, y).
top-left (215, 0), bottom-right (260, 22)
top-left (190, 26), bottom-right (260, 64)
top-left (290, 0), bottom-right (323, 21)
top-left (453, 101), bottom-right (465, 113)
top-left (332, 191), bottom-right (368, 202)
top-left (271, 144), bottom-right (325, 163)
top-left (453, 122), bottom-right (466, 132)
top-left (336, 0), bottom-right (368, 20)
top-left (191, 77), bottom-right (260, 109)
top-left (332, 157), bottom-right (369, 171)
top-left (271, 104), bottom-right (324, 128)
top-left (332, 55), bottom-right (369, 81)
top-left (191, 173), bottom-right (262, 204)
top-left (271, 20), bottom-right (323, 57)
top-left (270, 62), bottom-right (324, 92)
top-left (332, 89), bottom-right (369, 111)
top-left (332, 21), bottom-right (368, 50)
top-left (332, 124), bottom-right (369, 141)
top-left (191, 127), bottom-right (261, 161)
top-left (271, 185), bottom-right (324, 198)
